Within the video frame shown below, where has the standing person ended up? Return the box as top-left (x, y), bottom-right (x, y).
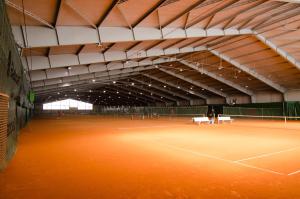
top-left (211, 108), bottom-right (215, 124)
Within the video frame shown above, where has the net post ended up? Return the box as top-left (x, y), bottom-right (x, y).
top-left (285, 116), bottom-right (287, 124)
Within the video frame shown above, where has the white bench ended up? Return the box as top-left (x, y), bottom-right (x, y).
top-left (218, 116), bottom-right (233, 123)
top-left (193, 117), bottom-right (210, 124)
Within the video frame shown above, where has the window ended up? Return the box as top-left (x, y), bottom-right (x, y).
top-left (43, 99), bottom-right (93, 110)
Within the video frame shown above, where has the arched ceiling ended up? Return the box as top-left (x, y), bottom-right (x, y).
top-left (5, 0), bottom-right (300, 105)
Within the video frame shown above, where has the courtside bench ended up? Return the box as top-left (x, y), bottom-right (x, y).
top-left (218, 116), bottom-right (233, 124)
top-left (193, 117), bottom-right (210, 124)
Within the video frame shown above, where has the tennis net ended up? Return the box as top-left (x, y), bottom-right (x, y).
top-left (218, 114), bottom-right (300, 123)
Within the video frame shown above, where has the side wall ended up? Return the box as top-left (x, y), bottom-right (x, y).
top-left (0, 0), bottom-right (33, 170)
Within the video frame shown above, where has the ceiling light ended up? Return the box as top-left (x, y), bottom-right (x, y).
top-left (61, 83), bottom-right (71, 87)
top-left (131, 82), bottom-right (134, 86)
top-left (129, 92), bottom-right (131, 94)
top-left (57, 92), bottom-right (60, 94)
top-left (103, 90), bottom-right (106, 93)
top-left (148, 84), bottom-right (151, 87)
top-left (202, 88), bottom-right (205, 91)
top-left (177, 86), bottom-right (180, 89)
top-left (92, 79), bottom-right (96, 82)
top-left (220, 88), bottom-right (223, 91)
top-left (74, 89), bottom-right (77, 92)
top-left (161, 96), bottom-right (163, 99)
top-left (163, 85), bottom-right (166, 88)
top-left (116, 91), bottom-right (119, 94)
top-left (140, 92), bottom-right (143, 95)
top-left (113, 81), bottom-right (116, 84)
top-left (89, 90), bottom-right (92, 92)
top-left (179, 68), bottom-right (183, 72)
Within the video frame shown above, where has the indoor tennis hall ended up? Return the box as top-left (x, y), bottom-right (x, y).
top-left (1, 0), bottom-right (300, 199)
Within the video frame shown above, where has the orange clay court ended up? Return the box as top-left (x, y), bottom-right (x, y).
top-left (1, 116), bottom-right (300, 199)
top-left (2, 0), bottom-right (300, 198)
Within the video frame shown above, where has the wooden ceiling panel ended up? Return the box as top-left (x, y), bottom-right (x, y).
top-left (49, 45), bottom-right (81, 55)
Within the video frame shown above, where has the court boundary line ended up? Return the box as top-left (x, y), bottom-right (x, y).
top-left (153, 140), bottom-right (285, 176)
top-left (233, 146), bottom-right (300, 163)
top-left (288, 170), bottom-right (300, 176)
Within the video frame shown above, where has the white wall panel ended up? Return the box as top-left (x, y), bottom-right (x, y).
top-left (79, 53), bottom-right (104, 64)
top-left (57, 26), bottom-right (98, 45)
top-left (46, 68), bottom-right (68, 79)
top-left (68, 65), bottom-right (89, 76)
top-left (49, 54), bottom-right (79, 68)
top-left (30, 70), bottom-right (47, 81)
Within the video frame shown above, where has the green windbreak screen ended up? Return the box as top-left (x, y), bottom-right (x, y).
top-left (285, 102), bottom-right (300, 117)
top-left (99, 106), bottom-right (208, 116)
top-left (223, 107), bottom-right (283, 116)
top-left (223, 102), bottom-right (284, 116)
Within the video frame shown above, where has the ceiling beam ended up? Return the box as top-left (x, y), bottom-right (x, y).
top-left (253, 6), bottom-right (300, 30)
top-left (97, 0), bottom-right (120, 27)
top-left (255, 33), bottom-right (300, 70)
top-left (24, 47), bottom-right (193, 72)
top-left (207, 0), bottom-right (266, 29)
top-left (141, 73), bottom-right (208, 99)
top-left (158, 68), bottom-right (228, 98)
top-left (34, 73), bottom-right (139, 94)
top-left (275, 0), bottom-right (300, 3)
top-left (64, 0), bottom-right (97, 28)
top-left (186, 0), bottom-right (239, 29)
top-left (5, 0), bottom-right (54, 29)
top-left (129, 79), bottom-right (179, 102)
top-left (106, 86), bottom-right (156, 104)
top-left (12, 25), bottom-right (252, 49)
top-left (233, 2), bottom-right (287, 29)
top-left (161, 0), bottom-right (207, 28)
top-left (97, 90), bottom-right (148, 106)
top-left (208, 48), bottom-right (287, 93)
top-left (114, 84), bottom-right (167, 103)
top-left (132, 78), bottom-right (192, 100)
top-left (32, 65), bottom-right (155, 87)
top-left (178, 60), bottom-right (254, 96)
top-left (132, 0), bottom-right (167, 28)
top-left (76, 45), bottom-right (85, 55)
top-left (54, 0), bottom-right (63, 27)
top-left (105, 86), bottom-right (150, 104)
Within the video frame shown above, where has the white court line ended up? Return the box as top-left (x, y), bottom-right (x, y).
top-left (153, 141), bottom-right (285, 176)
top-left (234, 146), bottom-right (300, 163)
top-left (288, 170), bottom-right (300, 176)
top-left (118, 125), bottom-right (187, 130)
